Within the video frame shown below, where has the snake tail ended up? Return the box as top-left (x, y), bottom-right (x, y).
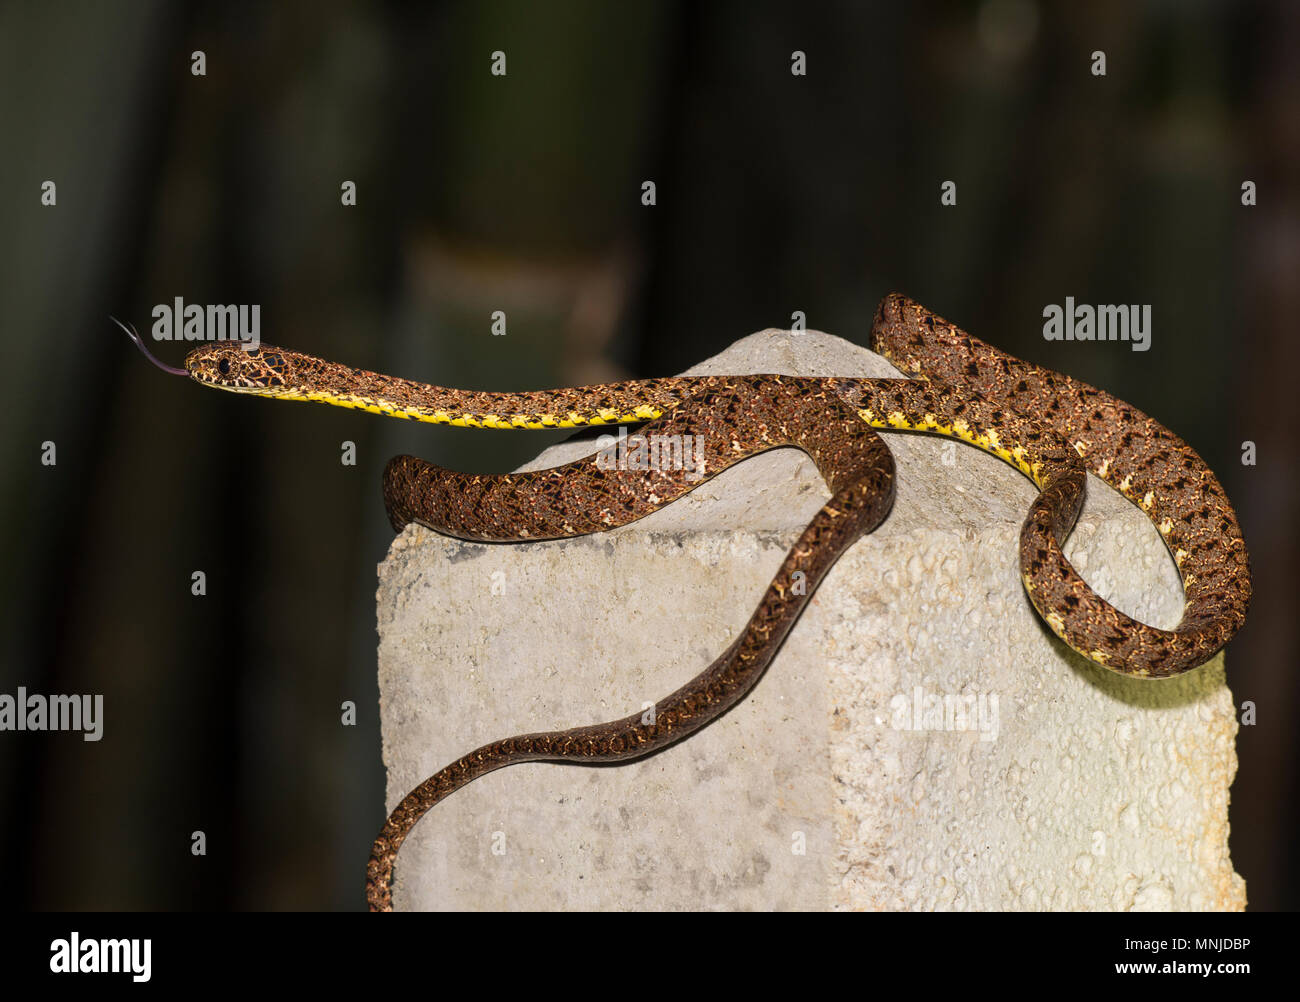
top-left (365, 378), bottom-right (895, 909)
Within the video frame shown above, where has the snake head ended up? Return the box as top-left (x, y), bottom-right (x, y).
top-left (185, 343), bottom-right (297, 392)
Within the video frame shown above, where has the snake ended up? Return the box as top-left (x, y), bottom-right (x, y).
top-left (121, 293), bottom-right (1250, 910)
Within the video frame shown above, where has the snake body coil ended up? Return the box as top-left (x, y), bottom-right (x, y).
top-left (178, 294), bottom-right (1250, 911)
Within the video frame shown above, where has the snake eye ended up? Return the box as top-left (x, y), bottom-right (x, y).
top-left (218, 358), bottom-right (230, 375)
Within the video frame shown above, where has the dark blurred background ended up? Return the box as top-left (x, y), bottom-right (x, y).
top-left (1, 0), bottom-right (1295, 910)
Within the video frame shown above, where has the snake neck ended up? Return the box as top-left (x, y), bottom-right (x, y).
top-left (269, 373), bottom-right (677, 429)
top-left (188, 344), bottom-right (694, 429)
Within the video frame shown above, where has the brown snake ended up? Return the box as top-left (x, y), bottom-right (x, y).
top-left (127, 294), bottom-right (1250, 910)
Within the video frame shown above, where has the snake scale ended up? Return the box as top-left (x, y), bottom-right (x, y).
top-left (133, 294), bottom-right (1250, 910)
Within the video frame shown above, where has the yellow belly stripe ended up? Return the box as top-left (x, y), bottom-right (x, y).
top-left (859, 408), bottom-right (1041, 484)
top-left (243, 386), bottom-right (664, 429)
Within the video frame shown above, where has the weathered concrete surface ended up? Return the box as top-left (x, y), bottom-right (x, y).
top-left (377, 329), bottom-right (1243, 911)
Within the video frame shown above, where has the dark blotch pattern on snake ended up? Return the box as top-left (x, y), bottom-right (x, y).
top-left (179, 294), bottom-right (1251, 911)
